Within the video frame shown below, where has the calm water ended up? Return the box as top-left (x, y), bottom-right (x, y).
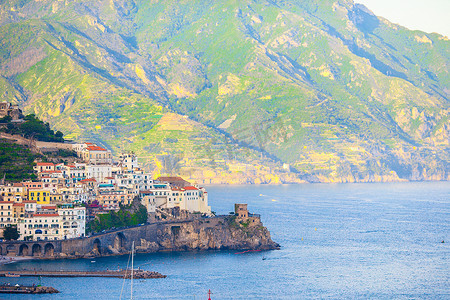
top-left (1, 182), bottom-right (449, 299)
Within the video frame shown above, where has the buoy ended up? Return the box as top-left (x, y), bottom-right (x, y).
top-left (301, 237), bottom-right (303, 241)
top-left (208, 289), bottom-right (213, 300)
top-left (315, 228), bottom-right (317, 231)
top-left (442, 240), bottom-right (445, 243)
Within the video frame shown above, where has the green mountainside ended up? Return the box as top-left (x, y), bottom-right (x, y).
top-left (0, 0), bottom-right (448, 183)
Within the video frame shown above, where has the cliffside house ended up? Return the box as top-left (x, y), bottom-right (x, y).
top-left (34, 162), bottom-right (55, 173)
top-left (75, 143), bottom-right (113, 165)
top-left (140, 183), bottom-right (211, 215)
top-left (0, 101), bottom-right (23, 121)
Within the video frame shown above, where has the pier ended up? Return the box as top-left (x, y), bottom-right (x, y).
top-left (0, 269), bottom-right (166, 279)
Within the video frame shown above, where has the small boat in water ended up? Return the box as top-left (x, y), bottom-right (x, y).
top-left (5, 273), bottom-right (20, 277)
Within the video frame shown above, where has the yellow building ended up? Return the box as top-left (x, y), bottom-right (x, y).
top-left (28, 190), bottom-right (51, 205)
top-left (48, 194), bottom-right (63, 203)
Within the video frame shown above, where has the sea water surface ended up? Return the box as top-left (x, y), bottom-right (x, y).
top-left (1, 182), bottom-right (449, 299)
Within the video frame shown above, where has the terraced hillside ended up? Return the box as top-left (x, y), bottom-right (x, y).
top-left (0, 0), bottom-right (448, 183)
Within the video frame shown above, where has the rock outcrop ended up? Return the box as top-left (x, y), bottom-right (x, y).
top-left (34, 286), bottom-right (60, 294)
top-left (144, 216), bottom-right (279, 252)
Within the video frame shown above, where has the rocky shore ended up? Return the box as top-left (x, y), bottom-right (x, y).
top-left (123, 270), bottom-right (166, 279)
top-left (0, 285), bottom-right (59, 294)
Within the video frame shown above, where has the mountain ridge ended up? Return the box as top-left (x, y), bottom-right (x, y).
top-left (0, 0), bottom-right (448, 183)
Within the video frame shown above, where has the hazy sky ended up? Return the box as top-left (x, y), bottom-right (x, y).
top-left (356, 0), bottom-right (450, 37)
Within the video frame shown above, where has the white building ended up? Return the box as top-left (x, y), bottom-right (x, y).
top-left (17, 204), bottom-right (86, 241)
top-left (59, 204), bottom-right (86, 239)
top-left (62, 163), bottom-right (87, 183)
top-left (18, 212), bottom-right (61, 241)
top-left (120, 152), bottom-right (139, 170)
top-left (87, 164), bottom-right (112, 183)
top-left (34, 162), bottom-right (55, 173)
top-left (115, 171), bottom-right (153, 194)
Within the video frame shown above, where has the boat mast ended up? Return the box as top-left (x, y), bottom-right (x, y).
top-left (131, 241), bottom-right (134, 300)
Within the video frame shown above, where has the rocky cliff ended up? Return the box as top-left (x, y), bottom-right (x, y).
top-left (138, 216), bottom-right (279, 253)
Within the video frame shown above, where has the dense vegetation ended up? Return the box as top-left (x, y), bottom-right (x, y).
top-left (0, 139), bottom-right (40, 182)
top-left (3, 225), bottom-right (19, 240)
top-left (87, 200), bottom-right (148, 233)
top-left (0, 114), bottom-right (64, 142)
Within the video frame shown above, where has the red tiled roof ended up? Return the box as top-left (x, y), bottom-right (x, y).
top-left (139, 190), bottom-right (154, 195)
top-left (12, 183), bottom-right (24, 187)
top-left (36, 162), bottom-right (54, 166)
top-left (184, 186), bottom-right (198, 190)
top-left (80, 178), bottom-right (97, 182)
top-left (41, 205), bottom-right (57, 209)
top-left (0, 201), bottom-right (13, 204)
top-left (24, 182), bottom-right (42, 186)
top-left (33, 214), bottom-right (59, 217)
top-left (13, 203), bottom-right (25, 207)
top-left (87, 146), bottom-right (107, 151)
top-left (21, 201), bottom-right (36, 204)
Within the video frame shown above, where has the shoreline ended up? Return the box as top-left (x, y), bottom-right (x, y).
top-left (0, 215), bottom-right (279, 261)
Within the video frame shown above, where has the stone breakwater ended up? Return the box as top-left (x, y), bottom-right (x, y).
top-left (0, 285), bottom-right (59, 294)
top-left (1, 215), bottom-right (279, 259)
top-left (0, 270), bottom-right (166, 279)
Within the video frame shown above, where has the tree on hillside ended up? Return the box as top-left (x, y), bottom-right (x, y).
top-left (3, 226), bottom-right (19, 240)
top-left (87, 199), bottom-right (148, 233)
top-left (0, 114), bottom-right (64, 142)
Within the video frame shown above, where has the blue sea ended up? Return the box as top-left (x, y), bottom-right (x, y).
top-left (1, 182), bottom-right (449, 299)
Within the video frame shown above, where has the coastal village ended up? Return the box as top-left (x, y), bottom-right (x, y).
top-left (0, 101), bottom-right (278, 261)
top-left (0, 125), bottom-right (212, 242)
top-left (0, 145), bottom-right (211, 241)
